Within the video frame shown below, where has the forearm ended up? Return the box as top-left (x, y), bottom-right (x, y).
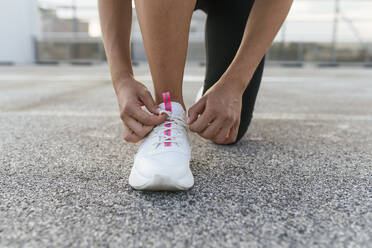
top-left (98, 0), bottom-right (133, 91)
top-left (222, 0), bottom-right (293, 92)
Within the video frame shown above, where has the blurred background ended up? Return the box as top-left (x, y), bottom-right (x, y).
top-left (0, 0), bottom-right (371, 67)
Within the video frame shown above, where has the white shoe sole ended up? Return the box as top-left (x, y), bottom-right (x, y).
top-left (129, 166), bottom-right (194, 191)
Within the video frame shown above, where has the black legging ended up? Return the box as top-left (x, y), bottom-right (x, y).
top-left (194, 0), bottom-right (265, 144)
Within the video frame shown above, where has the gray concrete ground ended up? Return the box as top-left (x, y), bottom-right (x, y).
top-left (0, 65), bottom-right (371, 247)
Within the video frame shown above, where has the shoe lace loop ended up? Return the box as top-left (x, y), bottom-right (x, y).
top-left (152, 110), bottom-right (187, 147)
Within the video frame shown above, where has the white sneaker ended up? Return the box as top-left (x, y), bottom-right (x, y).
top-left (129, 92), bottom-right (194, 191)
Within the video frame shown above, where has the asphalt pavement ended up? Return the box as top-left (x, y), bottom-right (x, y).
top-left (0, 64), bottom-right (371, 247)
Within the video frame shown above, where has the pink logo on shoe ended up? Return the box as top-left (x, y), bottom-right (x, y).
top-left (162, 92), bottom-right (172, 147)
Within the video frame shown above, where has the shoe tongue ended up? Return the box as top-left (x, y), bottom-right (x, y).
top-left (158, 101), bottom-right (185, 118)
top-left (158, 92), bottom-right (185, 118)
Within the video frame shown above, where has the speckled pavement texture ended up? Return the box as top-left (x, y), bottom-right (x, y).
top-left (0, 65), bottom-right (371, 247)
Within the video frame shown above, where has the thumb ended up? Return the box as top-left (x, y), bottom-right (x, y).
top-left (140, 90), bottom-right (159, 115)
top-left (187, 97), bottom-right (206, 124)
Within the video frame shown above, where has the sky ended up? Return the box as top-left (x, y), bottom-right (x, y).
top-left (38, 0), bottom-right (372, 43)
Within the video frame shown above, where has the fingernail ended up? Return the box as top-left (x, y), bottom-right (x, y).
top-left (187, 117), bottom-right (191, 124)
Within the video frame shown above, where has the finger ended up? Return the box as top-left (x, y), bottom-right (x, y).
top-left (213, 120), bottom-right (234, 144)
top-left (129, 105), bottom-right (167, 126)
top-left (213, 128), bottom-right (230, 144)
top-left (226, 122), bottom-right (239, 144)
top-left (139, 90), bottom-right (159, 115)
top-left (200, 119), bottom-right (223, 140)
top-left (189, 110), bottom-right (215, 133)
top-left (187, 98), bottom-right (206, 125)
top-left (123, 125), bottom-right (141, 143)
top-left (125, 117), bottom-right (153, 138)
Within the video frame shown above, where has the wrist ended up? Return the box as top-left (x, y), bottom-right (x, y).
top-left (112, 74), bottom-right (137, 97)
top-left (112, 70), bottom-right (134, 84)
top-left (219, 72), bottom-right (250, 95)
top-left (221, 56), bottom-right (257, 93)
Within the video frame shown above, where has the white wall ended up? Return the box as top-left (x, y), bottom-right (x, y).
top-left (0, 0), bottom-right (41, 64)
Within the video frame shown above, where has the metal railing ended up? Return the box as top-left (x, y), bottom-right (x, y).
top-left (36, 0), bottom-right (372, 66)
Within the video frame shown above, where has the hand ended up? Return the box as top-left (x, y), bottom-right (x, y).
top-left (115, 77), bottom-right (167, 143)
top-left (188, 80), bottom-right (243, 144)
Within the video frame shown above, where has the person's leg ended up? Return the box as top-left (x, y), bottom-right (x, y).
top-left (134, 0), bottom-right (197, 108)
top-left (201, 0), bottom-right (265, 144)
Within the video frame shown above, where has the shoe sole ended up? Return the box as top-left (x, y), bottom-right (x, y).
top-left (129, 166), bottom-right (194, 191)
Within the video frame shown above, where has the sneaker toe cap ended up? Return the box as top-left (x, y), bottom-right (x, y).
top-left (134, 153), bottom-right (190, 179)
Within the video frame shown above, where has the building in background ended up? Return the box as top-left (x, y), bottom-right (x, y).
top-left (40, 8), bottom-right (89, 33)
top-left (36, 7), bottom-right (101, 63)
top-left (0, 0), bottom-right (41, 64)
top-left (0, 0), bottom-right (371, 65)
